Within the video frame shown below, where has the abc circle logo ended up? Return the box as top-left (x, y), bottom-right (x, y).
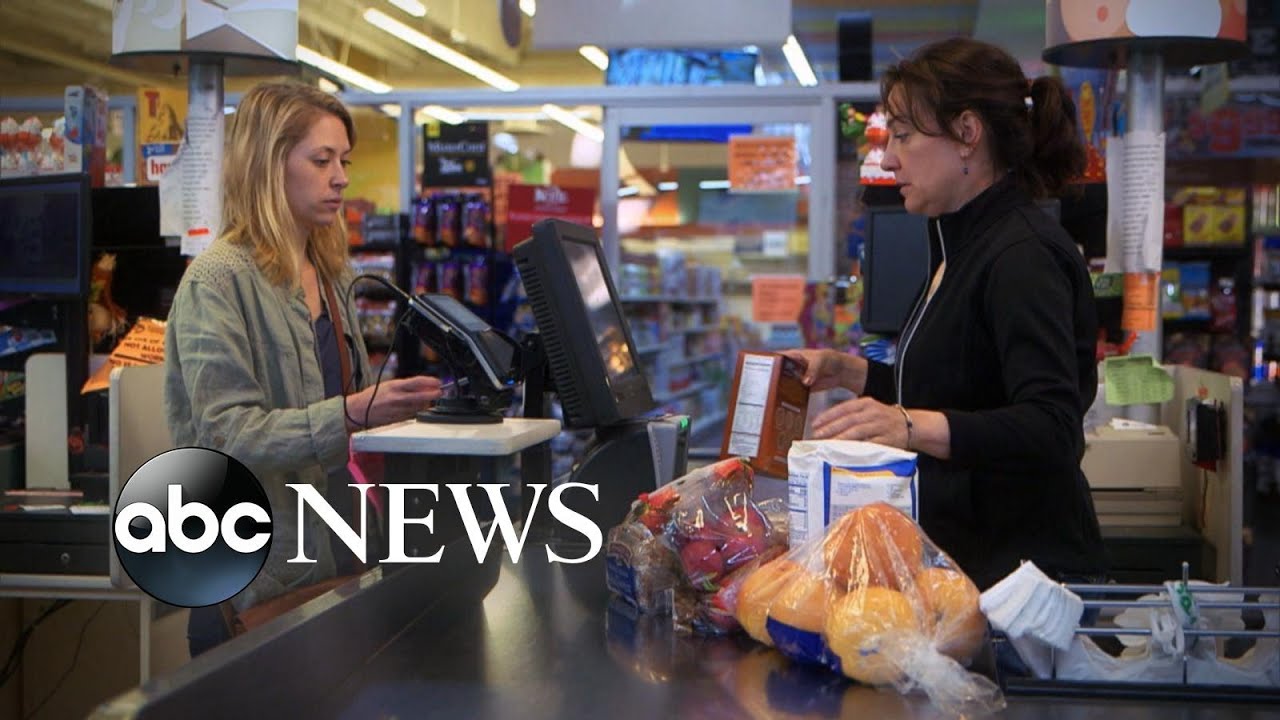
top-left (113, 448), bottom-right (272, 607)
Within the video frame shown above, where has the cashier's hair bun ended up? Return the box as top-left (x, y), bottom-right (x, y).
top-left (914, 567), bottom-right (987, 664)
top-left (736, 557), bottom-right (803, 646)
top-left (766, 569), bottom-right (834, 635)
top-left (825, 587), bottom-right (921, 686)
top-left (823, 503), bottom-right (923, 591)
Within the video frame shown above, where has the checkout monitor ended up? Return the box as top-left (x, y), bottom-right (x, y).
top-left (513, 218), bottom-right (655, 429)
top-left (0, 173), bottom-right (91, 297)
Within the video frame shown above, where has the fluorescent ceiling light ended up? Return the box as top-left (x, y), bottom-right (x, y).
top-left (296, 45), bottom-right (392, 93)
top-left (379, 104), bottom-right (403, 118)
top-left (782, 34), bottom-right (818, 87)
top-left (417, 105), bottom-right (466, 125)
top-left (795, 175), bottom-right (811, 185)
top-left (579, 45), bottom-right (609, 71)
top-left (617, 186), bottom-right (640, 198)
top-left (520, 0), bottom-right (536, 17)
top-left (542, 104), bottom-right (603, 143)
top-left (317, 77), bottom-right (340, 93)
top-left (364, 9), bottom-right (520, 91)
top-left (699, 180), bottom-right (731, 190)
top-left (387, 0), bottom-right (426, 17)
top-left (657, 181), bottom-right (679, 191)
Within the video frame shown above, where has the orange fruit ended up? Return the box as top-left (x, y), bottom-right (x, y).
top-left (825, 587), bottom-right (921, 685)
top-left (823, 503), bottom-right (923, 591)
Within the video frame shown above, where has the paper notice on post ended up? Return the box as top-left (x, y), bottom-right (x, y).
top-left (1104, 132), bottom-right (1165, 274)
top-left (180, 85), bottom-right (224, 257)
top-left (158, 146), bottom-right (184, 238)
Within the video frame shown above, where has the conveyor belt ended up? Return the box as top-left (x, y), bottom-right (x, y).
top-left (94, 535), bottom-right (1278, 720)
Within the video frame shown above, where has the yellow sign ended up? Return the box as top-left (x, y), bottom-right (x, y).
top-left (728, 135), bottom-right (797, 192)
top-left (136, 87), bottom-right (187, 185)
top-left (1103, 355), bottom-right (1174, 406)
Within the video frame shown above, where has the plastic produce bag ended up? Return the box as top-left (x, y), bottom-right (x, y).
top-left (733, 500), bottom-right (1006, 717)
top-left (605, 457), bottom-right (789, 634)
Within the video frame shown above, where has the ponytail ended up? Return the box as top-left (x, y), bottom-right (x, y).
top-left (882, 38), bottom-right (1087, 200)
top-left (1026, 76), bottom-right (1086, 198)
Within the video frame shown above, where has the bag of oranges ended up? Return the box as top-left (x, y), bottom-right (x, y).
top-left (734, 497), bottom-right (1005, 716)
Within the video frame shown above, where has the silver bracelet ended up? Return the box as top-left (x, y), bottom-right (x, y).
top-left (895, 404), bottom-right (914, 451)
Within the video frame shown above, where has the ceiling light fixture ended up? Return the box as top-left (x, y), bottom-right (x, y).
top-left (296, 45), bottom-right (392, 93)
top-left (519, 0), bottom-right (536, 17)
top-left (364, 9), bottom-right (520, 91)
top-left (782, 34), bottom-right (818, 87)
top-left (578, 45), bottom-right (609, 71)
top-left (417, 105), bottom-right (466, 125)
top-left (541, 104), bottom-right (604, 143)
top-left (386, 0), bottom-right (427, 18)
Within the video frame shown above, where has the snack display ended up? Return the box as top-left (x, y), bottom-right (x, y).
top-left (606, 457), bottom-right (789, 635)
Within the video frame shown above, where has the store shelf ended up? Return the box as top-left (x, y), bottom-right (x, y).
top-left (350, 241), bottom-right (401, 253)
top-left (690, 410), bottom-right (727, 437)
top-left (681, 324), bottom-right (719, 335)
top-left (634, 341), bottom-right (669, 355)
top-left (620, 295), bottom-right (719, 305)
top-left (1163, 317), bottom-right (1232, 334)
top-left (653, 380), bottom-right (716, 404)
top-left (1164, 245), bottom-right (1249, 260)
top-left (668, 351), bottom-right (723, 369)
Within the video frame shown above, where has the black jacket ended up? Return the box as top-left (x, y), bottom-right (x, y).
top-left (864, 174), bottom-right (1106, 589)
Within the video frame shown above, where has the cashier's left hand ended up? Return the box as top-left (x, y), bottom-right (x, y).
top-left (810, 396), bottom-right (907, 448)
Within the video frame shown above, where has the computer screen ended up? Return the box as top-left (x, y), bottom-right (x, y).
top-left (861, 207), bottom-right (929, 336)
top-left (513, 219), bottom-right (654, 429)
top-left (560, 237), bottom-right (640, 384)
top-left (0, 174), bottom-right (91, 297)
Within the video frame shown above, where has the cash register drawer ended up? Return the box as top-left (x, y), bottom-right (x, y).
top-left (0, 512), bottom-right (109, 575)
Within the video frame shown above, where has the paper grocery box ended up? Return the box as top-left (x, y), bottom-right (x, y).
top-left (720, 351), bottom-right (810, 477)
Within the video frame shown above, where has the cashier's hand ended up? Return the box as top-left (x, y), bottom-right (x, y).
top-left (810, 396), bottom-right (907, 447)
top-left (781, 348), bottom-right (866, 393)
top-left (345, 376), bottom-right (444, 431)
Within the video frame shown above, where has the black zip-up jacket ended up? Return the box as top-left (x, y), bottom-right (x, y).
top-left (863, 174), bottom-right (1107, 589)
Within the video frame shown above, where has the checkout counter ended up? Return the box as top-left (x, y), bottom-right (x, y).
top-left (86, 221), bottom-right (1274, 717)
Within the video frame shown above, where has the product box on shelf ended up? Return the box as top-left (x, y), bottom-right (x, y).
top-left (64, 85), bottom-right (108, 186)
top-left (720, 351), bottom-right (810, 478)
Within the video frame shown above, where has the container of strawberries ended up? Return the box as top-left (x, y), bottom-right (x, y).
top-left (605, 457), bottom-right (789, 635)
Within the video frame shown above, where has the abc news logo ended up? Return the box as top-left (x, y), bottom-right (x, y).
top-left (114, 448), bottom-right (602, 607)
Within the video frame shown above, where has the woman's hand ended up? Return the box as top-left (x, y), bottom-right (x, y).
top-left (811, 396), bottom-right (908, 447)
top-left (781, 348), bottom-right (867, 394)
top-left (345, 376), bottom-right (444, 431)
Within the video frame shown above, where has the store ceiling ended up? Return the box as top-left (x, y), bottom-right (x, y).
top-left (0, 0), bottom-right (1049, 100)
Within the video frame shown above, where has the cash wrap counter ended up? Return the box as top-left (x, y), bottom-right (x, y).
top-left (91, 421), bottom-right (1276, 720)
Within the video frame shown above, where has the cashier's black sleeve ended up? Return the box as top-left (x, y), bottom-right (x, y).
top-left (862, 358), bottom-right (897, 404)
top-left (941, 238), bottom-right (1084, 472)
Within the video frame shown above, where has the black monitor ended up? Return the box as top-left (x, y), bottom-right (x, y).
top-left (513, 219), bottom-right (654, 429)
top-left (861, 207), bottom-right (929, 336)
top-left (0, 173), bottom-right (92, 298)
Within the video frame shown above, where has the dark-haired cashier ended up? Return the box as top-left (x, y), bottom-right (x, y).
top-left (784, 38), bottom-right (1106, 590)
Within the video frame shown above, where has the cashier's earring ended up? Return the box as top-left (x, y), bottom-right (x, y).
top-left (960, 151), bottom-right (970, 176)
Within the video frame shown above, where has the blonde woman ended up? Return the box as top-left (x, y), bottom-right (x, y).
top-left (165, 82), bottom-right (443, 655)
